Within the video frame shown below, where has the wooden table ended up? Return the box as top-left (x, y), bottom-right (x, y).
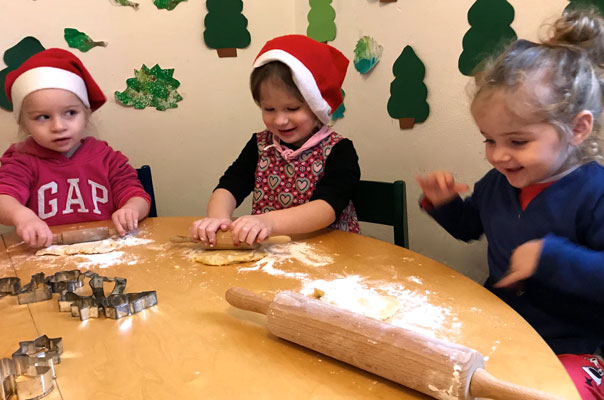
top-left (0, 217), bottom-right (580, 399)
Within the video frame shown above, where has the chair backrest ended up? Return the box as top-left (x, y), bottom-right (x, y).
top-left (352, 180), bottom-right (408, 248)
top-left (136, 165), bottom-right (158, 218)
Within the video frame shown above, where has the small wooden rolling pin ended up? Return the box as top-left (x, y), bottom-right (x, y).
top-left (225, 288), bottom-right (564, 400)
top-left (170, 230), bottom-right (291, 250)
top-left (8, 226), bottom-right (112, 249)
top-left (53, 226), bottom-right (111, 245)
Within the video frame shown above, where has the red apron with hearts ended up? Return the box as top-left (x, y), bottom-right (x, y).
top-left (252, 130), bottom-right (360, 233)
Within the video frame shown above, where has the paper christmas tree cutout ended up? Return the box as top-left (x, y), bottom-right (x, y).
top-left (64, 28), bottom-right (107, 52)
top-left (307, 0), bottom-right (336, 43)
top-left (387, 46), bottom-right (429, 130)
top-left (0, 37), bottom-right (45, 111)
top-left (115, 64), bottom-right (182, 111)
top-left (154, 0), bottom-right (187, 11)
top-left (354, 36), bottom-right (383, 74)
top-left (565, 0), bottom-right (604, 15)
top-left (332, 89), bottom-right (345, 121)
top-left (458, 0), bottom-right (516, 76)
top-left (204, 0), bottom-right (251, 58)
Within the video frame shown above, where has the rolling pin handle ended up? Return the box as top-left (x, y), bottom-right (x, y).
top-left (225, 287), bottom-right (270, 315)
top-left (469, 367), bottom-right (565, 400)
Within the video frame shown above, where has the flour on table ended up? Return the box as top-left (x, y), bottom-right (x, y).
top-left (303, 276), bottom-right (401, 321)
top-left (192, 250), bottom-right (266, 266)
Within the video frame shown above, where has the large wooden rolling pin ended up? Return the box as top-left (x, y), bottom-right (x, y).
top-left (53, 226), bottom-right (111, 245)
top-left (225, 288), bottom-right (564, 400)
top-left (170, 230), bottom-right (291, 250)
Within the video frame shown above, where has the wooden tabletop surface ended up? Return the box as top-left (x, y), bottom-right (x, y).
top-left (0, 217), bottom-right (579, 399)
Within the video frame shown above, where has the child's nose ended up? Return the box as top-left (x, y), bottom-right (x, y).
top-left (491, 146), bottom-right (511, 162)
top-left (51, 117), bottom-right (65, 131)
top-left (275, 112), bottom-right (289, 125)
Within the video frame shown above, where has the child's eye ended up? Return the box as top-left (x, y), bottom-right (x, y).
top-left (287, 107), bottom-right (300, 112)
top-left (263, 107), bottom-right (274, 112)
top-left (483, 139), bottom-right (495, 144)
top-left (35, 114), bottom-right (49, 121)
top-left (511, 140), bottom-right (528, 146)
top-left (65, 109), bottom-right (78, 116)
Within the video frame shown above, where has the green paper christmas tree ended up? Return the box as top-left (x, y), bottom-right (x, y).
top-left (307, 0), bottom-right (336, 43)
top-left (203, 0), bottom-right (251, 58)
top-left (64, 28), bottom-right (107, 53)
top-left (154, 0), bottom-right (187, 11)
top-left (387, 46), bottom-right (429, 130)
top-left (565, 0), bottom-right (604, 16)
top-left (458, 0), bottom-right (516, 76)
top-left (115, 64), bottom-right (182, 111)
top-left (0, 37), bottom-right (45, 111)
top-left (331, 89), bottom-right (345, 121)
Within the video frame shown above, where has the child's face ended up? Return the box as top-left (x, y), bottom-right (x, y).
top-left (259, 80), bottom-right (319, 147)
top-left (20, 89), bottom-right (88, 155)
top-left (471, 89), bottom-right (570, 188)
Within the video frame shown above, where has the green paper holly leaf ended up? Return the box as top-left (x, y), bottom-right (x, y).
top-left (458, 0), bottom-right (517, 76)
top-left (331, 89), bottom-right (345, 121)
top-left (565, 0), bottom-right (604, 16)
top-left (387, 45), bottom-right (429, 129)
top-left (307, 0), bottom-right (336, 43)
top-left (204, 0), bottom-right (251, 57)
top-left (111, 0), bottom-right (139, 9)
top-left (0, 37), bottom-right (45, 111)
top-left (64, 28), bottom-right (107, 53)
top-left (354, 36), bottom-right (383, 74)
top-left (154, 0), bottom-right (187, 10)
top-left (114, 64), bottom-right (182, 111)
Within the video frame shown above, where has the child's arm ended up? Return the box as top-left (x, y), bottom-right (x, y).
top-left (0, 194), bottom-right (53, 247)
top-left (231, 199), bottom-right (335, 245)
top-left (112, 196), bottom-right (149, 236)
top-left (190, 188), bottom-right (237, 245)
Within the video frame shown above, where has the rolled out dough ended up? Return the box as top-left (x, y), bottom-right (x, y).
top-left (312, 287), bottom-right (401, 321)
top-left (193, 250), bottom-right (266, 266)
top-left (35, 239), bottom-right (118, 256)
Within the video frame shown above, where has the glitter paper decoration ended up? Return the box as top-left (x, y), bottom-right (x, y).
top-left (307, 0), bottom-right (336, 43)
top-left (331, 89), bottom-right (345, 121)
top-left (0, 37), bottom-right (45, 111)
top-left (458, 0), bottom-right (516, 76)
top-left (114, 64), bottom-right (182, 111)
top-left (565, 0), bottom-right (604, 15)
top-left (354, 36), bottom-right (383, 74)
top-left (64, 28), bottom-right (107, 53)
top-left (204, 0), bottom-right (251, 58)
top-left (111, 0), bottom-right (139, 9)
top-left (154, 0), bottom-right (187, 10)
top-left (387, 45), bottom-right (429, 130)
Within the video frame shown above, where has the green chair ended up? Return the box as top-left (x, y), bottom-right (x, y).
top-left (136, 165), bottom-right (158, 218)
top-left (352, 180), bottom-right (409, 248)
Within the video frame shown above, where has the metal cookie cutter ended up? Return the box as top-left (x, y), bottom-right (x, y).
top-left (46, 269), bottom-right (85, 294)
top-left (0, 335), bottom-right (63, 400)
top-left (58, 272), bottom-right (157, 320)
top-left (0, 277), bottom-right (21, 297)
top-left (17, 273), bottom-right (52, 305)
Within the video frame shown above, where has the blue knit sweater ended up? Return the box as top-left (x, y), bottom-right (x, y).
top-left (427, 161), bottom-right (604, 354)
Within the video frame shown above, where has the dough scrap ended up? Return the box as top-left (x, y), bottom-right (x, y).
top-left (311, 287), bottom-right (401, 321)
top-left (193, 250), bottom-right (266, 266)
top-left (35, 239), bottom-right (118, 256)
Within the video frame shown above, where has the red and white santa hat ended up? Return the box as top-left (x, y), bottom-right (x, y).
top-left (5, 48), bottom-right (106, 120)
top-left (253, 35), bottom-right (349, 125)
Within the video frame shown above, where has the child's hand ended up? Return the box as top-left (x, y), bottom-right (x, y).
top-left (112, 206), bottom-right (140, 236)
top-left (190, 217), bottom-right (232, 246)
top-left (15, 212), bottom-right (53, 247)
top-left (231, 214), bottom-right (274, 246)
top-left (494, 239), bottom-right (544, 288)
top-left (416, 171), bottom-right (469, 208)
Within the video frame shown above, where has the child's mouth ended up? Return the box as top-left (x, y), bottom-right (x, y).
top-left (279, 127), bottom-right (295, 135)
top-left (53, 138), bottom-right (70, 144)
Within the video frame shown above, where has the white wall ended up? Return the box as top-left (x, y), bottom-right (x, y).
top-left (0, 0), bottom-right (570, 282)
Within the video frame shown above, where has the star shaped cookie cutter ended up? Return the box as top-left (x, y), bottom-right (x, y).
top-left (0, 335), bottom-right (63, 400)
